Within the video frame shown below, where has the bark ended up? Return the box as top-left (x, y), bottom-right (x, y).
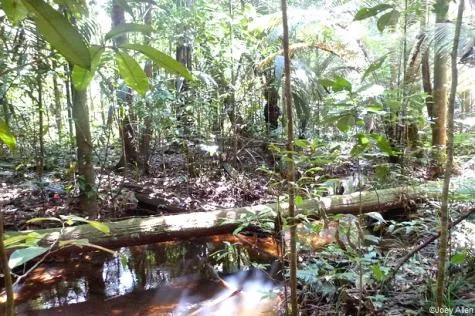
top-left (64, 64), bottom-right (75, 148)
top-left (112, 0), bottom-right (141, 170)
top-left (432, 0), bottom-right (450, 148)
top-left (52, 63), bottom-right (63, 143)
top-left (138, 6), bottom-right (154, 174)
top-left (281, 0), bottom-right (297, 313)
top-left (436, 0), bottom-right (463, 312)
top-left (9, 185), bottom-right (438, 256)
top-left (72, 87), bottom-right (98, 216)
top-left (0, 212), bottom-right (15, 316)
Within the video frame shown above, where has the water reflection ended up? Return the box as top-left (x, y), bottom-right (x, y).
top-left (3, 234), bottom-right (281, 315)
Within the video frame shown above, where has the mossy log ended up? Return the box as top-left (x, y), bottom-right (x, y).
top-left (8, 184), bottom-right (443, 249)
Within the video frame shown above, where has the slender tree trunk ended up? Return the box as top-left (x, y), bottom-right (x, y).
top-left (52, 64), bottom-right (63, 143)
top-left (280, 0), bottom-right (297, 314)
top-left (65, 64), bottom-right (75, 148)
top-left (112, 0), bottom-right (140, 170)
top-left (436, 0), bottom-right (463, 312)
top-left (36, 72), bottom-right (44, 176)
top-left (432, 0), bottom-right (450, 149)
top-left (138, 5), bottom-right (154, 174)
top-left (72, 87), bottom-right (98, 216)
top-left (0, 213), bottom-right (15, 316)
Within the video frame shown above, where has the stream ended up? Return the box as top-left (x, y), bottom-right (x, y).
top-left (2, 235), bottom-right (282, 316)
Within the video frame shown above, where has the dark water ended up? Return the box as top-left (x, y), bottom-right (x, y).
top-left (1, 234), bottom-right (281, 315)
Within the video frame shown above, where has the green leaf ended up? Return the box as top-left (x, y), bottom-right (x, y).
top-left (1, 0), bottom-right (28, 24)
top-left (86, 220), bottom-right (110, 235)
top-left (375, 164), bottom-right (390, 181)
top-left (370, 134), bottom-right (393, 155)
top-left (350, 143), bottom-right (368, 157)
top-left (377, 10), bottom-right (400, 32)
top-left (0, 119), bottom-right (16, 150)
top-left (105, 23), bottom-right (154, 42)
top-left (3, 232), bottom-right (43, 249)
top-left (294, 139), bottom-right (308, 148)
top-left (120, 43), bottom-right (193, 81)
top-left (9, 246), bottom-right (48, 269)
top-left (115, 51), bottom-right (149, 96)
top-left (333, 76), bottom-right (352, 93)
top-left (26, 217), bottom-right (62, 224)
top-left (357, 133), bottom-right (370, 145)
top-left (362, 56), bottom-right (387, 81)
top-left (295, 195), bottom-right (304, 206)
top-left (336, 114), bottom-right (354, 133)
top-left (72, 46), bottom-right (104, 90)
top-left (450, 252), bottom-right (466, 265)
top-left (22, 0), bottom-right (91, 68)
top-left (365, 105), bottom-right (385, 113)
top-left (354, 4), bottom-right (393, 21)
top-left (58, 215), bottom-right (110, 234)
top-left (372, 263), bottom-right (386, 281)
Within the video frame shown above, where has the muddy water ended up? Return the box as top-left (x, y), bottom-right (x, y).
top-left (3, 235), bottom-right (281, 315)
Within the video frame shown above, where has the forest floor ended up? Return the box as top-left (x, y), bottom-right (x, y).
top-left (1, 138), bottom-right (475, 315)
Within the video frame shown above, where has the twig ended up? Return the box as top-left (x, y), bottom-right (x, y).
top-left (381, 207), bottom-right (475, 287)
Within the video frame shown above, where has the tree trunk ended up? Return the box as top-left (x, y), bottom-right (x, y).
top-left (0, 212), bottom-right (15, 316)
top-left (52, 63), bottom-right (63, 143)
top-left (8, 184), bottom-right (444, 257)
top-left (138, 5), bottom-right (154, 174)
top-left (64, 64), bottom-right (75, 148)
top-left (72, 87), bottom-right (97, 216)
top-left (281, 0), bottom-right (297, 313)
top-left (432, 0), bottom-right (450, 149)
top-left (436, 0), bottom-right (463, 312)
top-left (112, 0), bottom-right (141, 170)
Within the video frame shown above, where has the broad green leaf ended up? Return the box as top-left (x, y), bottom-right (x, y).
top-left (450, 252), bottom-right (466, 265)
top-left (377, 10), bottom-right (400, 32)
top-left (357, 133), bottom-right (370, 145)
top-left (362, 56), bottom-right (387, 81)
top-left (350, 143), bottom-right (368, 157)
top-left (294, 139), bottom-right (308, 148)
top-left (319, 78), bottom-right (334, 89)
top-left (9, 246), bottom-right (48, 269)
top-left (86, 220), bottom-right (110, 235)
top-left (370, 134), bottom-right (393, 155)
top-left (336, 114), bottom-right (354, 133)
top-left (4, 232), bottom-right (43, 249)
top-left (295, 195), bottom-right (304, 206)
top-left (22, 0), bottom-right (91, 69)
top-left (105, 23), bottom-right (155, 42)
top-left (58, 215), bottom-right (110, 234)
top-left (120, 43), bottom-right (193, 81)
top-left (1, 0), bottom-right (28, 24)
top-left (0, 119), bottom-right (16, 150)
top-left (372, 263), bottom-right (385, 281)
top-left (72, 46), bottom-right (104, 90)
top-left (333, 76), bottom-right (352, 93)
top-left (365, 105), bottom-right (385, 113)
top-left (116, 51), bottom-right (149, 96)
top-left (354, 4), bottom-right (393, 21)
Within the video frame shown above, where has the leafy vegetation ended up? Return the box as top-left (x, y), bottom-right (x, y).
top-left (0, 0), bottom-right (474, 315)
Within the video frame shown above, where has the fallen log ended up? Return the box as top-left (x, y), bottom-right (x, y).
top-left (6, 183), bottom-right (444, 249)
